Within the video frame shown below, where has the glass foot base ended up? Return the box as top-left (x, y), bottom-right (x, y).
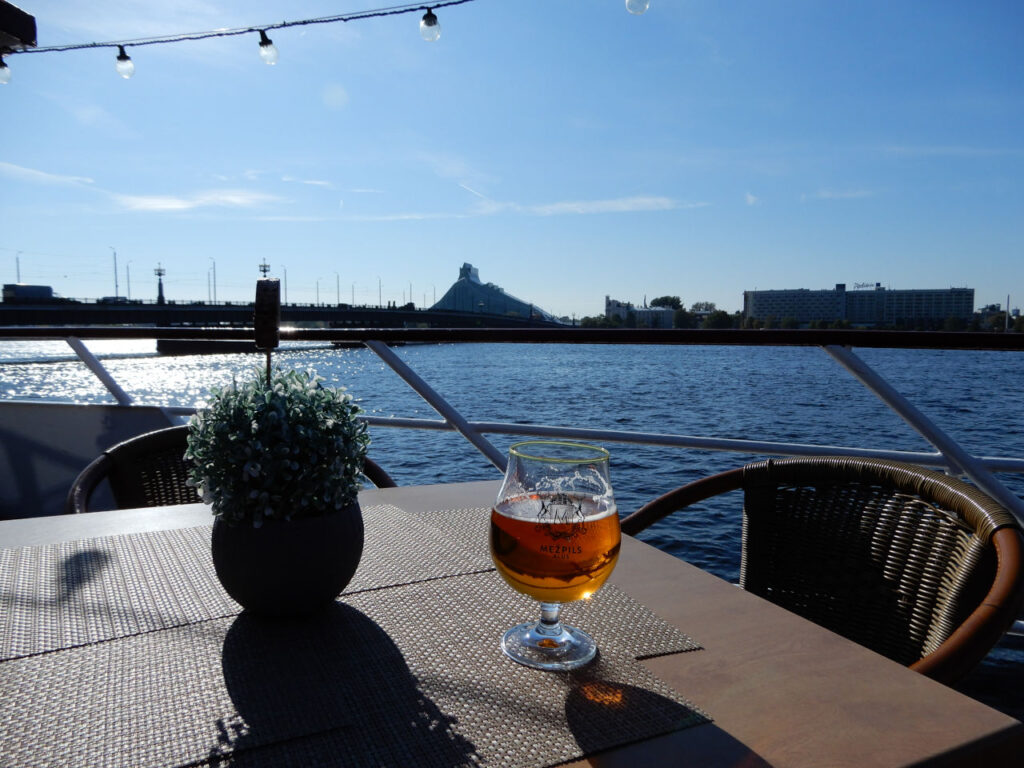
top-left (500, 621), bottom-right (597, 671)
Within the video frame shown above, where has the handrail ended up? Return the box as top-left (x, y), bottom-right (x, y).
top-left (4, 325), bottom-right (1022, 514)
top-left (135, 408), bottom-right (1024, 475)
top-left (3, 325), bottom-right (1024, 350)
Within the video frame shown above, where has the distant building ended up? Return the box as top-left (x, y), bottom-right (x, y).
top-left (432, 264), bottom-right (559, 322)
top-left (743, 283), bottom-right (975, 326)
top-left (604, 296), bottom-right (675, 328)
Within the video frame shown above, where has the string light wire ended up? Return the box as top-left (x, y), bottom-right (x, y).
top-left (1, 1), bottom-right (474, 57)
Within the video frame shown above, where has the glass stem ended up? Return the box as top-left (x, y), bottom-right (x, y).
top-left (537, 602), bottom-right (563, 635)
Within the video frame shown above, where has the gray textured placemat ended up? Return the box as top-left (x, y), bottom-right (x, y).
top-left (0, 504), bottom-right (495, 660)
top-left (0, 570), bottom-right (707, 768)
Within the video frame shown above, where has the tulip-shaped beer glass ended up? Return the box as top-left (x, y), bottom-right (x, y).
top-left (490, 441), bottom-right (621, 670)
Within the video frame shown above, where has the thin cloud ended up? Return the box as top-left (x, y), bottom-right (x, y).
top-left (745, 192), bottom-right (760, 206)
top-left (342, 194), bottom-right (698, 222)
top-left (254, 215), bottom-right (335, 223)
top-left (282, 176), bottom-right (334, 188)
top-left (525, 196), bottom-right (695, 216)
top-left (883, 145), bottom-right (1023, 158)
top-left (62, 103), bottom-right (140, 141)
top-left (114, 189), bottom-right (281, 212)
top-left (459, 183), bottom-right (488, 199)
top-left (343, 211), bottom-right (470, 222)
top-left (0, 161), bottom-right (94, 187)
top-left (420, 151), bottom-right (498, 191)
top-left (40, 2), bottom-right (235, 50)
top-left (804, 188), bottom-right (873, 201)
top-left (322, 84), bottom-right (350, 111)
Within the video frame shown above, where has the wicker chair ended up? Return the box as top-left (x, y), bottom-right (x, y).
top-left (65, 425), bottom-right (396, 515)
top-left (621, 456), bottom-right (1024, 685)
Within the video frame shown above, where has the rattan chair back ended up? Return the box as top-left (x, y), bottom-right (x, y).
top-left (65, 425), bottom-right (396, 514)
top-left (621, 456), bottom-right (1024, 684)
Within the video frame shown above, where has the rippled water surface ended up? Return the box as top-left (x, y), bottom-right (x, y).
top-left (2, 339), bottom-right (1023, 716)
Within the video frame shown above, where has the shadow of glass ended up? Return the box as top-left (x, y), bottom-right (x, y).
top-left (57, 549), bottom-right (112, 600)
top-left (565, 664), bottom-right (709, 757)
top-left (210, 602), bottom-right (477, 767)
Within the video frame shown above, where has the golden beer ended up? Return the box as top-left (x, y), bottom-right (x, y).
top-left (490, 494), bottom-right (621, 603)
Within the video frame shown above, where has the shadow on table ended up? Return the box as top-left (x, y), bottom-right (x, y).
top-left (58, 549), bottom-right (113, 601)
top-left (210, 603), bottom-right (477, 767)
top-left (565, 666), bottom-right (705, 749)
top-left (565, 664), bottom-right (771, 767)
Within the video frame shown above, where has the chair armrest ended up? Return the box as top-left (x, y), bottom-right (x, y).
top-left (363, 458), bottom-right (397, 489)
top-left (64, 454), bottom-right (114, 515)
top-left (621, 467), bottom-right (744, 536)
top-left (910, 526), bottom-right (1024, 684)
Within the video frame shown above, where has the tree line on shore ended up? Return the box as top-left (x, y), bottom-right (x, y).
top-left (578, 295), bottom-right (1024, 332)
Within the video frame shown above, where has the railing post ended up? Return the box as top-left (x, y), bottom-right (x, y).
top-left (66, 337), bottom-right (133, 406)
top-left (824, 344), bottom-right (1024, 523)
top-left (363, 340), bottom-right (507, 472)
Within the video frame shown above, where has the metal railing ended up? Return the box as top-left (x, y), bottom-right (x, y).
top-left (4, 325), bottom-right (1024, 507)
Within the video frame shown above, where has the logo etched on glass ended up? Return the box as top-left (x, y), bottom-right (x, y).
top-left (537, 493), bottom-right (587, 541)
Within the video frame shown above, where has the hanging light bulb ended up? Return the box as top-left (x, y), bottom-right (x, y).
top-left (115, 46), bottom-right (135, 79)
top-left (625, 0), bottom-right (650, 14)
top-left (0, 55), bottom-right (10, 85)
top-left (419, 8), bottom-right (441, 42)
top-left (258, 30), bottom-right (279, 65)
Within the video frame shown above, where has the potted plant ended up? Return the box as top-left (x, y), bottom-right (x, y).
top-left (185, 367), bottom-right (369, 617)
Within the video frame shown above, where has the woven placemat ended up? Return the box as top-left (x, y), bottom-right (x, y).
top-left (0, 570), bottom-right (706, 768)
top-left (0, 504), bottom-right (495, 660)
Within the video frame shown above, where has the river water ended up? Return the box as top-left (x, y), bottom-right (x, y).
top-left (2, 339), bottom-right (1023, 717)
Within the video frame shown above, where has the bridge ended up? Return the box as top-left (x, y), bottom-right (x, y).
top-left (0, 300), bottom-right (566, 328)
top-left (1, 263), bottom-right (567, 329)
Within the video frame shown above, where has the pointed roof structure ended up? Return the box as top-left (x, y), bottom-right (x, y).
top-left (431, 264), bottom-right (561, 323)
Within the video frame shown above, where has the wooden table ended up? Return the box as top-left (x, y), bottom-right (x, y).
top-left (2, 480), bottom-right (1023, 767)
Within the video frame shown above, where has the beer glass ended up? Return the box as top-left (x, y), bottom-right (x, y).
top-left (490, 440), bottom-right (620, 670)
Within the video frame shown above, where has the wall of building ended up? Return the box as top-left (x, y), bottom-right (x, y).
top-left (604, 296), bottom-right (675, 327)
top-left (743, 284), bottom-right (975, 326)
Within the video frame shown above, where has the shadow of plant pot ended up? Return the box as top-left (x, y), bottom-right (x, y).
top-left (211, 502), bottom-right (363, 617)
top-left (211, 604), bottom-right (477, 765)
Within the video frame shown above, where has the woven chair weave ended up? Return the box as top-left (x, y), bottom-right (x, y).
top-left (111, 439), bottom-right (199, 508)
top-left (740, 480), bottom-right (989, 666)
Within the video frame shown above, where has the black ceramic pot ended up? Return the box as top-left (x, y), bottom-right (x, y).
top-left (211, 503), bottom-right (364, 617)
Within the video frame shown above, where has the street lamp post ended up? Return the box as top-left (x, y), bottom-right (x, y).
top-left (110, 247), bottom-right (119, 298)
top-left (125, 261), bottom-right (132, 301)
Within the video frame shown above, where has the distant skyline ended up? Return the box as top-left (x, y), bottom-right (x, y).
top-left (2, 1), bottom-right (1022, 318)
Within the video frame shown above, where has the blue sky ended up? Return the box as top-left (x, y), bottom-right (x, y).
top-left (2, 0), bottom-right (1022, 318)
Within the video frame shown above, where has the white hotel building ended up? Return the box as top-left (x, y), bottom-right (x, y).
top-left (743, 284), bottom-right (975, 326)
